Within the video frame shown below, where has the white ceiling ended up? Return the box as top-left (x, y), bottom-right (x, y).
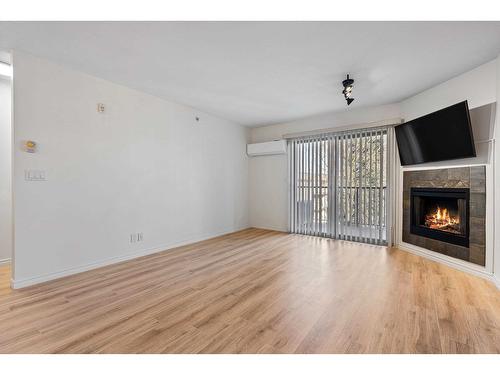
top-left (1, 22), bottom-right (500, 126)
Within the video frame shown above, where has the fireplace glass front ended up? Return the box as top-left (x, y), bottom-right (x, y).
top-left (410, 188), bottom-right (469, 247)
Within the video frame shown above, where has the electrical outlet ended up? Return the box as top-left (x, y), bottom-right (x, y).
top-left (130, 232), bottom-right (143, 243)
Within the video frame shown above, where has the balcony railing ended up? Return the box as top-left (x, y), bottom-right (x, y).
top-left (295, 186), bottom-right (387, 233)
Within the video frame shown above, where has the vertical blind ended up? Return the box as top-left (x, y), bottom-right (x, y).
top-left (289, 127), bottom-right (391, 245)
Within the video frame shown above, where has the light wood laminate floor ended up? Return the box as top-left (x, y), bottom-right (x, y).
top-left (1, 228), bottom-right (500, 353)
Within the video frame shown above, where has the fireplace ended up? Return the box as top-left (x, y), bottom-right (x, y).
top-left (403, 167), bottom-right (485, 265)
top-left (410, 187), bottom-right (469, 247)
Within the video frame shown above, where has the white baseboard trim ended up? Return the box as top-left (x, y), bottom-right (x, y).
top-left (11, 226), bottom-right (250, 289)
top-left (396, 242), bottom-right (494, 282)
top-left (493, 276), bottom-right (500, 290)
top-left (0, 258), bottom-right (11, 266)
top-left (250, 224), bottom-right (288, 233)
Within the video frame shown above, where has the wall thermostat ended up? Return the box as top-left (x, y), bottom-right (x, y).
top-left (97, 103), bottom-right (105, 113)
top-left (23, 140), bottom-right (37, 153)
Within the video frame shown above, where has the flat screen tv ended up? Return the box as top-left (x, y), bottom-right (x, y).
top-left (395, 101), bottom-right (476, 166)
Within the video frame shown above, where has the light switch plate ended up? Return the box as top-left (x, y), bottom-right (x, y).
top-left (25, 169), bottom-right (46, 181)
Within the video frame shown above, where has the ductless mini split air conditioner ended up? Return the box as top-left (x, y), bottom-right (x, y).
top-left (246, 140), bottom-right (287, 156)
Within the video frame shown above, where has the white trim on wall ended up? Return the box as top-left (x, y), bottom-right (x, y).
top-left (0, 258), bottom-right (10, 266)
top-left (398, 241), bottom-right (500, 291)
top-left (397, 242), bottom-right (491, 280)
top-left (282, 118), bottom-right (402, 139)
top-left (494, 276), bottom-right (500, 290)
top-left (0, 70), bottom-right (12, 267)
top-left (250, 225), bottom-right (287, 233)
top-left (11, 225), bottom-right (249, 289)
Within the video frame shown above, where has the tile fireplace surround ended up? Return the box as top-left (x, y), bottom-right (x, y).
top-left (402, 166), bottom-right (486, 266)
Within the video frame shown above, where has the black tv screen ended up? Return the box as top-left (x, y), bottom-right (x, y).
top-left (395, 101), bottom-right (476, 166)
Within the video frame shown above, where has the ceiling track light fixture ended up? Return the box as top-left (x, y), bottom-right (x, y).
top-left (342, 74), bottom-right (354, 105)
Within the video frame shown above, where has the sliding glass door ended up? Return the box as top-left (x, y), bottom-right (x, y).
top-left (289, 127), bottom-right (390, 245)
top-left (289, 135), bottom-right (332, 237)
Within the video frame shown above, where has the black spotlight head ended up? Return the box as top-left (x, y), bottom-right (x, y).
top-left (341, 74), bottom-right (355, 106)
top-left (342, 75), bottom-right (354, 89)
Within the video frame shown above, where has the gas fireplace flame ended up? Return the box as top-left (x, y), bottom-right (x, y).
top-left (425, 206), bottom-right (459, 231)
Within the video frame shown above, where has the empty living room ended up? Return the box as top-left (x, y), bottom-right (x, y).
top-left (2, 1), bottom-right (500, 372)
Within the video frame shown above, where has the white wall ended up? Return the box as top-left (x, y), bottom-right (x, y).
top-left (248, 104), bottom-right (401, 231)
top-left (248, 154), bottom-right (289, 231)
top-left (0, 77), bottom-right (11, 264)
top-left (12, 51), bottom-right (249, 287)
top-left (250, 104), bottom-right (401, 143)
top-left (400, 60), bottom-right (497, 121)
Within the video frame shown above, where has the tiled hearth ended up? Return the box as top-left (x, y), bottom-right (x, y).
top-left (402, 166), bottom-right (486, 266)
